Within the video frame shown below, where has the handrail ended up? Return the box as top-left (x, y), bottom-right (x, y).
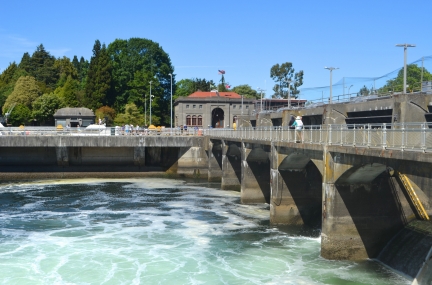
top-left (205, 123), bottom-right (432, 152)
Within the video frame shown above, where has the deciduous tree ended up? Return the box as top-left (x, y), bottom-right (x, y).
top-left (231, 84), bottom-right (258, 99)
top-left (32, 92), bottom-right (65, 125)
top-left (3, 76), bottom-right (41, 113)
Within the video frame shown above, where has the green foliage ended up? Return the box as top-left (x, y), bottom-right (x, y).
top-left (85, 40), bottom-right (112, 110)
top-left (174, 78), bottom-right (216, 100)
top-left (107, 38), bottom-right (174, 125)
top-left (231, 84), bottom-right (258, 99)
top-left (0, 62), bottom-right (25, 112)
top-left (113, 103), bottom-right (145, 126)
top-left (59, 76), bottom-right (80, 107)
top-left (54, 56), bottom-right (78, 88)
top-left (218, 83), bottom-right (228, 92)
top-left (32, 92), bottom-right (65, 125)
top-left (30, 44), bottom-right (58, 89)
top-left (8, 104), bottom-right (31, 126)
top-left (95, 106), bottom-right (116, 126)
top-left (270, 62), bottom-right (303, 98)
top-left (3, 76), bottom-right (41, 113)
top-left (380, 64), bottom-right (432, 93)
top-left (357, 85), bottom-right (371, 96)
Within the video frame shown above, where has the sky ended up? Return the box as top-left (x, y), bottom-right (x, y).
top-left (1, 0), bottom-right (431, 101)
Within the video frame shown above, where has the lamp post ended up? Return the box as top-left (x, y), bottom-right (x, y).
top-left (168, 73), bottom-right (173, 133)
top-left (284, 79), bottom-right (292, 108)
top-left (324, 67), bottom-right (339, 104)
top-left (144, 94), bottom-right (147, 126)
top-left (396, 43), bottom-right (416, 94)
top-left (149, 81), bottom-right (153, 126)
top-left (347, 84), bottom-right (353, 95)
top-left (257, 88), bottom-right (264, 112)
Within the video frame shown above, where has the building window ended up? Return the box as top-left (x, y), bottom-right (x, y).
top-left (193, 105), bottom-right (196, 109)
top-left (186, 105), bottom-right (189, 109)
top-left (192, 115), bottom-right (197, 125)
top-left (233, 105), bottom-right (236, 109)
top-left (186, 115), bottom-right (191, 125)
top-left (199, 105), bottom-right (203, 109)
top-left (198, 115), bottom-right (202, 126)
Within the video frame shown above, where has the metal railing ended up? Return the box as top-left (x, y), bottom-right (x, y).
top-left (205, 123), bottom-right (432, 152)
top-left (0, 127), bottom-right (203, 137)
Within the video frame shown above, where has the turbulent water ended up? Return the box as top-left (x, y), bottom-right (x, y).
top-left (0, 178), bottom-right (409, 285)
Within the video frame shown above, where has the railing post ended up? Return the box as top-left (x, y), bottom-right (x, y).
top-left (401, 125), bottom-right (405, 150)
top-left (328, 125), bottom-right (332, 145)
top-left (340, 125), bottom-right (343, 146)
top-left (367, 124), bottom-right (371, 147)
top-left (422, 123), bottom-right (426, 151)
top-left (353, 124), bottom-right (356, 146)
top-left (382, 123), bottom-right (387, 149)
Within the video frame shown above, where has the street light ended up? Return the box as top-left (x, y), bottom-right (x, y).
top-left (144, 94), bottom-right (147, 126)
top-left (324, 67), bottom-right (339, 104)
top-left (257, 88), bottom-right (264, 112)
top-left (168, 73), bottom-right (173, 133)
top-left (396, 43), bottom-right (416, 94)
top-left (284, 79), bottom-right (292, 108)
top-left (347, 84), bottom-right (353, 95)
top-left (149, 81), bottom-right (153, 126)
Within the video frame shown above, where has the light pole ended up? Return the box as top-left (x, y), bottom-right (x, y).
top-left (169, 73), bottom-right (173, 133)
top-left (149, 81), bottom-right (153, 126)
top-left (144, 94), bottom-right (147, 126)
top-left (325, 67), bottom-right (339, 104)
top-left (284, 79), bottom-right (292, 108)
top-left (257, 88), bottom-right (264, 112)
top-left (347, 84), bottom-right (353, 95)
top-left (396, 43), bottom-right (416, 94)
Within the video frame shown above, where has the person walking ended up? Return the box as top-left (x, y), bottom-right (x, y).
top-left (291, 116), bottom-right (303, 142)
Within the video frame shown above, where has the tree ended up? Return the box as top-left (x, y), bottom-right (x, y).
top-left (85, 40), bottom-right (112, 110)
top-left (59, 75), bottom-right (80, 107)
top-left (113, 103), bottom-right (145, 126)
top-left (8, 104), bottom-right (31, 126)
top-left (174, 78), bottom-right (216, 100)
top-left (380, 64), bottom-right (432, 93)
top-left (231, 84), bottom-right (259, 99)
top-left (3, 76), bottom-right (41, 113)
top-left (174, 79), bottom-right (195, 99)
top-left (357, 85), bottom-right (371, 97)
top-left (0, 62), bottom-right (26, 111)
top-left (30, 44), bottom-right (58, 90)
top-left (95, 106), bottom-right (116, 126)
top-left (54, 56), bottom-right (78, 87)
top-left (107, 38), bottom-right (174, 125)
top-left (32, 92), bottom-right (65, 125)
top-left (270, 62), bottom-right (303, 98)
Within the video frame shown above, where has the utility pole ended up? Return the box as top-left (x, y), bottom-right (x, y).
top-left (396, 43), bottom-right (416, 94)
top-left (325, 67), bottom-right (339, 104)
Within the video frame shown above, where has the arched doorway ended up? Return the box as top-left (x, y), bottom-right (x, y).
top-left (212, 108), bottom-right (224, 128)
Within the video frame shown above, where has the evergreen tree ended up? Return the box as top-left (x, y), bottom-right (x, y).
top-left (30, 44), bottom-right (58, 89)
top-left (18, 53), bottom-right (32, 73)
top-left (85, 40), bottom-right (112, 110)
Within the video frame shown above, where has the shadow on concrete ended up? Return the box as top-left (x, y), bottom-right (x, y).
top-left (248, 160), bottom-right (271, 203)
top-left (335, 170), bottom-right (407, 258)
top-left (279, 161), bottom-right (322, 227)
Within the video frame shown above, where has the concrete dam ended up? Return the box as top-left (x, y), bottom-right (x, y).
top-left (1, 93), bottom-right (432, 284)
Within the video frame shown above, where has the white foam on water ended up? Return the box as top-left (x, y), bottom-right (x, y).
top-left (0, 178), bottom-right (410, 285)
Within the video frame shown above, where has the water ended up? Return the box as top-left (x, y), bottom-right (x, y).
top-left (0, 178), bottom-right (409, 285)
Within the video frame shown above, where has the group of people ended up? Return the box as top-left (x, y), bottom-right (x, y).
top-left (117, 124), bottom-right (147, 135)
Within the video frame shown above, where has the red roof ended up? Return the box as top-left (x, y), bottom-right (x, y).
top-left (188, 91), bottom-right (241, 98)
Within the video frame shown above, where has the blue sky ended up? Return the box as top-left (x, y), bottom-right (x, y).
top-left (1, 0), bottom-right (431, 101)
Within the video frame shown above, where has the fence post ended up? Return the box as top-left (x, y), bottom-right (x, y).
top-left (353, 124), bottom-right (356, 146)
top-left (367, 124), bottom-right (371, 148)
top-left (401, 125), bottom-right (405, 150)
top-left (382, 123), bottom-right (387, 149)
top-left (328, 125), bottom-right (332, 145)
top-left (421, 123), bottom-right (426, 151)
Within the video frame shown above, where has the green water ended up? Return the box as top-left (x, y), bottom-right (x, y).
top-left (0, 178), bottom-right (409, 284)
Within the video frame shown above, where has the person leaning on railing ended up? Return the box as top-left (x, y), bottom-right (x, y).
top-left (292, 116), bottom-right (303, 142)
